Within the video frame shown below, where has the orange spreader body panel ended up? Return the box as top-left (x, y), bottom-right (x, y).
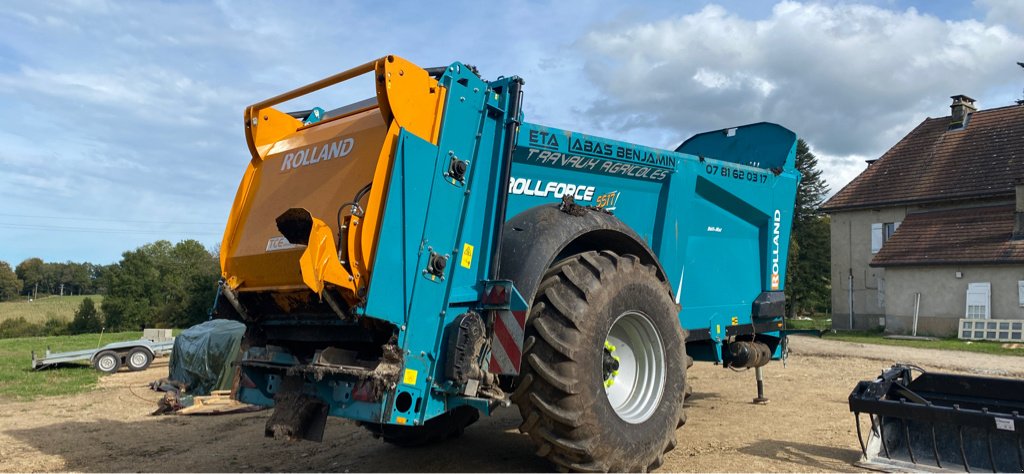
top-left (220, 55), bottom-right (446, 297)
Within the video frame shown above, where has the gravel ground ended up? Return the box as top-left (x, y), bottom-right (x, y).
top-left (1, 336), bottom-right (1020, 472)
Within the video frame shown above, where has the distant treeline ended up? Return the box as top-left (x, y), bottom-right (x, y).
top-left (8, 258), bottom-right (105, 297)
top-left (0, 239), bottom-right (220, 336)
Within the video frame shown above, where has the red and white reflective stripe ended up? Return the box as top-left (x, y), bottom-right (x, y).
top-left (488, 309), bottom-right (527, 375)
top-left (482, 284), bottom-right (510, 306)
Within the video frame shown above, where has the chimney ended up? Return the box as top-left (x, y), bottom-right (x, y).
top-left (1018, 62), bottom-right (1023, 106)
top-left (1014, 183), bottom-right (1024, 240)
top-left (949, 94), bottom-right (977, 129)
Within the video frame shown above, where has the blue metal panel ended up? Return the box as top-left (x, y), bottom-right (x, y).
top-left (360, 133), bottom-right (437, 326)
top-left (359, 64), bottom-right (521, 426)
top-left (676, 122), bottom-right (797, 170)
top-left (507, 121), bottom-right (799, 362)
top-left (506, 124), bottom-right (675, 244)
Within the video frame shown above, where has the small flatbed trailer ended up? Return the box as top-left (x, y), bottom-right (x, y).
top-left (32, 337), bottom-right (174, 373)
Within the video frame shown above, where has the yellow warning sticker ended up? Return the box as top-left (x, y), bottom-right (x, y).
top-left (731, 316), bottom-right (739, 326)
top-left (715, 324), bottom-right (721, 334)
top-left (461, 243), bottom-right (474, 269)
top-left (403, 368), bottom-right (418, 385)
top-left (396, 416), bottom-right (407, 425)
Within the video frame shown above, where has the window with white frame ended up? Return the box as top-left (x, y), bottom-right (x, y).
top-left (965, 282), bottom-right (991, 319)
top-left (871, 221), bottom-right (901, 254)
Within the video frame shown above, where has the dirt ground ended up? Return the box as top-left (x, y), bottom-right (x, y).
top-left (2, 336), bottom-right (1022, 473)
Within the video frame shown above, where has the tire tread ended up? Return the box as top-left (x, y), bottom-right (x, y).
top-left (513, 250), bottom-right (687, 472)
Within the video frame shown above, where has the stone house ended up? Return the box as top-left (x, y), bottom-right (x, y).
top-left (821, 96), bottom-right (1024, 337)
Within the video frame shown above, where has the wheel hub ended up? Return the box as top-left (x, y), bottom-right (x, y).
top-left (98, 356), bottom-right (116, 371)
top-left (130, 352), bottom-right (147, 367)
top-left (603, 310), bottom-right (666, 424)
top-left (602, 342), bottom-right (621, 387)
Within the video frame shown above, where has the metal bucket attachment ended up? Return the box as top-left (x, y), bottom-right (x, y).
top-left (849, 364), bottom-right (1024, 472)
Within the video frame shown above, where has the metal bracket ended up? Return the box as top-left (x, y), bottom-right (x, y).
top-left (443, 151), bottom-right (469, 186)
top-left (422, 249), bottom-right (449, 281)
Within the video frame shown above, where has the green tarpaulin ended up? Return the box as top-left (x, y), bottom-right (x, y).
top-left (168, 319), bottom-right (246, 396)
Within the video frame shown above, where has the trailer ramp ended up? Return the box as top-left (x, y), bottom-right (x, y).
top-left (849, 364), bottom-right (1024, 472)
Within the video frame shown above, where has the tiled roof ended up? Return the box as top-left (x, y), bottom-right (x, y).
top-left (823, 104), bottom-right (1024, 212)
top-left (870, 205), bottom-right (1024, 267)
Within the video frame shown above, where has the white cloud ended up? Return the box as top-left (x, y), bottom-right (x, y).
top-left (0, 64), bottom-right (248, 127)
top-left (0, 0), bottom-right (1019, 263)
top-left (977, 0), bottom-right (1024, 32)
top-left (812, 151), bottom-right (872, 198)
top-left (576, 2), bottom-right (1023, 190)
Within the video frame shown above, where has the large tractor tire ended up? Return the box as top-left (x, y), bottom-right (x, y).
top-left (512, 250), bottom-right (687, 472)
top-left (360, 406), bottom-right (480, 447)
top-left (684, 355), bottom-right (694, 400)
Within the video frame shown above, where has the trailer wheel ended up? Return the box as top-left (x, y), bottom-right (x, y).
top-left (126, 348), bottom-right (153, 371)
top-left (360, 405), bottom-right (480, 447)
top-left (93, 350), bottom-right (121, 374)
top-left (512, 250), bottom-right (687, 472)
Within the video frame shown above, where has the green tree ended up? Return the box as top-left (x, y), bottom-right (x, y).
top-left (91, 264), bottom-right (111, 294)
top-left (162, 240), bottom-right (220, 328)
top-left (0, 261), bottom-right (22, 301)
top-left (41, 262), bottom-right (62, 294)
top-left (43, 316), bottom-right (68, 336)
top-left (70, 297), bottom-right (103, 334)
top-left (0, 317), bottom-right (41, 338)
top-left (15, 257), bottom-right (44, 296)
top-left (102, 240), bottom-right (219, 330)
top-left (102, 241), bottom-right (170, 331)
top-left (12, 258), bottom-right (101, 297)
top-left (59, 262), bottom-right (93, 295)
top-left (785, 139), bottom-right (831, 317)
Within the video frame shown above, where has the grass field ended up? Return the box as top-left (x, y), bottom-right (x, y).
top-left (0, 330), bottom-right (140, 400)
top-left (787, 315), bottom-right (831, 331)
top-left (0, 295), bottom-right (104, 324)
top-left (786, 315), bottom-right (1023, 356)
top-left (824, 330), bottom-right (1023, 356)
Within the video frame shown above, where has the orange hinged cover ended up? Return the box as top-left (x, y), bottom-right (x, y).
top-left (222, 108), bottom-right (388, 289)
top-left (221, 55), bottom-right (447, 295)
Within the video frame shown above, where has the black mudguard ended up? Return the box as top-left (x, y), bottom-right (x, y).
top-left (498, 204), bottom-right (669, 305)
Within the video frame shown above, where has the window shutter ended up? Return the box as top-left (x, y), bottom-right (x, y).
top-left (871, 223), bottom-right (883, 253)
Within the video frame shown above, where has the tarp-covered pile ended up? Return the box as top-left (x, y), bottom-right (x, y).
top-left (151, 319), bottom-right (250, 415)
top-left (168, 318), bottom-right (246, 395)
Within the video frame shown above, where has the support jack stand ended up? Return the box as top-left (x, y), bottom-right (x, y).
top-left (752, 366), bottom-right (769, 404)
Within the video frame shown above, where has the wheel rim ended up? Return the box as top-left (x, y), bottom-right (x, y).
top-left (603, 310), bottom-right (666, 424)
top-left (98, 355), bottom-right (117, 372)
top-left (130, 352), bottom-right (148, 368)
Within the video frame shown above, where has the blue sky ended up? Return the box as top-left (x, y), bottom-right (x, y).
top-left (0, 0), bottom-right (1021, 265)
